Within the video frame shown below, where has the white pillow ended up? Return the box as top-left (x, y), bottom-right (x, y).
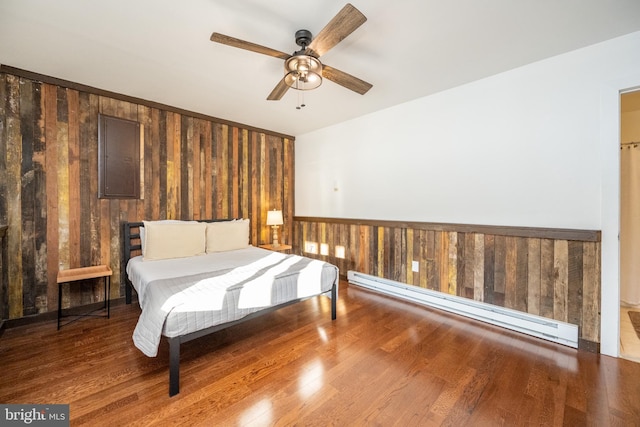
top-left (206, 219), bottom-right (250, 252)
top-left (142, 221), bottom-right (206, 261)
top-left (139, 220), bottom-right (196, 253)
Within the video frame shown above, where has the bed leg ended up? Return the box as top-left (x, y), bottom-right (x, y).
top-left (125, 282), bottom-right (132, 304)
top-left (169, 337), bottom-right (180, 397)
top-left (331, 283), bottom-right (337, 320)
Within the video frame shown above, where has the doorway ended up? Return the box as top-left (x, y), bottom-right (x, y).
top-left (620, 90), bottom-right (640, 362)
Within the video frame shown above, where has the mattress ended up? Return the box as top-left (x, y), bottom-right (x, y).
top-left (126, 246), bottom-right (338, 357)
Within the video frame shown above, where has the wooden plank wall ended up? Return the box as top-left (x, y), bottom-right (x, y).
top-left (0, 72), bottom-right (294, 320)
top-left (294, 218), bottom-right (601, 347)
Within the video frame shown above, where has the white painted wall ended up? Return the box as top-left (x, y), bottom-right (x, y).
top-left (296, 31), bottom-right (640, 356)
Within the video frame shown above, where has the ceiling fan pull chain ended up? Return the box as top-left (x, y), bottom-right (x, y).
top-left (296, 90), bottom-right (306, 110)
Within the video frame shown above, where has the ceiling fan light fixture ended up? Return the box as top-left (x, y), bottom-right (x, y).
top-left (284, 54), bottom-right (322, 91)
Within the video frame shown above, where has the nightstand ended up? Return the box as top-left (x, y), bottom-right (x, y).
top-left (259, 244), bottom-right (292, 253)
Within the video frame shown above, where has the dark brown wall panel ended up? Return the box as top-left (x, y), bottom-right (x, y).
top-left (0, 71), bottom-right (294, 320)
top-left (98, 114), bottom-right (140, 199)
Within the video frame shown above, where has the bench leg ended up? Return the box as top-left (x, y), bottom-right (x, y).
top-left (58, 284), bottom-right (63, 330)
top-left (106, 276), bottom-right (110, 318)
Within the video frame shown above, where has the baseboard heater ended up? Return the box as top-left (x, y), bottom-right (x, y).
top-left (347, 271), bottom-right (579, 348)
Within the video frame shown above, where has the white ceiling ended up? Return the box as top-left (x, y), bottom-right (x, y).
top-left (2, 0), bottom-right (640, 136)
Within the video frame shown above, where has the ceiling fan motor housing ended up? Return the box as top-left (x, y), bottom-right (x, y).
top-left (295, 29), bottom-right (313, 49)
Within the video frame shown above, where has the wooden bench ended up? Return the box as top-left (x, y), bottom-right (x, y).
top-left (57, 265), bottom-right (112, 330)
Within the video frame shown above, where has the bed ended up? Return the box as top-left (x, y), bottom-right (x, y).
top-left (122, 219), bottom-right (339, 396)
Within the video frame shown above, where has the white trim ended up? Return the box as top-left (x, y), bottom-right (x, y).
top-left (600, 75), bottom-right (640, 357)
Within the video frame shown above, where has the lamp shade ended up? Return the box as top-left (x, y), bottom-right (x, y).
top-left (284, 54), bottom-right (322, 91)
top-left (266, 210), bottom-right (284, 226)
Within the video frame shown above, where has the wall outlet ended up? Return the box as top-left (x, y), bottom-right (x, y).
top-left (412, 261), bottom-right (419, 272)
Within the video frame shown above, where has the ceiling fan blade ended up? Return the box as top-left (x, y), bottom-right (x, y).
top-left (267, 77), bottom-right (291, 100)
top-left (307, 3), bottom-right (367, 57)
top-left (322, 64), bottom-right (372, 95)
top-left (210, 32), bottom-right (291, 60)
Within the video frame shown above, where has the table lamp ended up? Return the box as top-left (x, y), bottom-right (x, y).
top-left (266, 210), bottom-right (284, 247)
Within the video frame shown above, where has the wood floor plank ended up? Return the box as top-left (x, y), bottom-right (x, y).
top-left (0, 281), bottom-right (639, 426)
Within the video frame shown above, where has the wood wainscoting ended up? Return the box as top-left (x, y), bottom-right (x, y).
top-left (293, 217), bottom-right (601, 350)
top-left (0, 67), bottom-right (294, 321)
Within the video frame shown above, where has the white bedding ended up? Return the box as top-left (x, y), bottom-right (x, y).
top-left (127, 246), bottom-right (276, 306)
top-left (126, 246), bottom-right (339, 357)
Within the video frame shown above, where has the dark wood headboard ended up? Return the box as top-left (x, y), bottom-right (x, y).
top-left (122, 219), bottom-right (235, 304)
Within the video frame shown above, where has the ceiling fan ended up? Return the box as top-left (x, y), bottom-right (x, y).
top-left (210, 3), bottom-right (373, 101)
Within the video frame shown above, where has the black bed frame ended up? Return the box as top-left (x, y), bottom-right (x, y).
top-left (122, 220), bottom-right (338, 397)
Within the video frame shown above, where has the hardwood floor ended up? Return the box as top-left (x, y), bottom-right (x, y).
top-left (1, 281), bottom-right (639, 426)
